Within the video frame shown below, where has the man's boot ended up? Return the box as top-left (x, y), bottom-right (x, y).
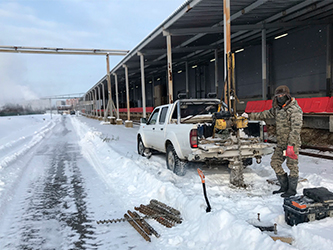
top-left (281, 176), bottom-right (298, 197)
top-left (272, 173), bottom-right (288, 194)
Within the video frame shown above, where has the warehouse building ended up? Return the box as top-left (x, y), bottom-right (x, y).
top-left (81, 0), bottom-right (333, 130)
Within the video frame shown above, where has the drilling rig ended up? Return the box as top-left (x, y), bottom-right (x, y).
top-left (221, 0), bottom-right (252, 187)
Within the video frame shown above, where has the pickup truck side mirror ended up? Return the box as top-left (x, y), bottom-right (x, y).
top-left (140, 118), bottom-right (147, 124)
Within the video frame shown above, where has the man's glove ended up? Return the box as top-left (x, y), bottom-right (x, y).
top-left (284, 145), bottom-right (298, 159)
top-left (241, 112), bottom-right (249, 118)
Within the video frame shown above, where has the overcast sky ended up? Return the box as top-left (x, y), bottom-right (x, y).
top-left (0, 0), bottom-right (185, 105)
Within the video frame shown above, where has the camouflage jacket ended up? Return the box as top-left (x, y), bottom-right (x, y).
top-left (249, 98), bottom-right (303, 148)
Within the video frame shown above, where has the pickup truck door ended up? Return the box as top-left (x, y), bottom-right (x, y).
top-left (142, 108), bottom-right (160, 148)
top-left (153, 106), bottom-right (169, 152)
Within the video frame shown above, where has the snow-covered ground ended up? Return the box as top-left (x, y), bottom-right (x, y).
top-left (0, 113), bottom-right (332, 249)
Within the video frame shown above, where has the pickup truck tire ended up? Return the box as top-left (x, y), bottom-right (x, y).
top-left (137, 136), bottom-right (145, 156)
top-left (166, 144), bottom-right (186, 176)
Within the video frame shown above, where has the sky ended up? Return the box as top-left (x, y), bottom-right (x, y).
top-left (0, 0), bottom-right (185, 105)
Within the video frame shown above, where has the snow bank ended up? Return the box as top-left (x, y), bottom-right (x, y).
top-left (71, 117), bottom-right (304, 249)
top-left (0, 114), bottom-right (58, 168)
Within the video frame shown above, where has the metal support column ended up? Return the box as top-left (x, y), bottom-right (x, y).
top-left (185, 61), bottom-right (189, 98)
top-left (262, 29), bottom-right (267, 100)
top-left (82, 95), bottom-right (85, 115)
top-left (90, 92), bottom-right (93, 115)
top-left (106, 54), bottom-right (115, 123)
top-left (113, 73), bottom-right (122, 125)
top-left (92, 89), bottom-right (95, 116)
top-left (94, 89), bottom-right (97, 117)
top-left (224, 0), bottom-right (245, 188)
top-left (87, 92), bottom-right (90, 115)
top-left (138, 52), bottom-right (147, 118)
top-left (152, 77), bottom-right (155, 107)
top-left (224, 0), bottom-right (231, 109)
top-left (214, 49), bottom-right (219, 96)
top-left (123, 64), bottom-right (133, 127)
top-left (90, 91), bottom-right (93, 115)
top-left (102, 82), bottom-right (106, 119)
top-left (98, 85), bottom-right (101, 117)
top-left (223, 0), bottom-right (231, 84)
top-left (166, 34), bottom-right (173, 103)
top-left (327, 24), bottom-right (332, 97)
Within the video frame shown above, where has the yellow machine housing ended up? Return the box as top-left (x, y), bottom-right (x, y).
top-left (234, 116), bottom-right (248, 129)
top-left (214, 118), bottom-right (227, 130)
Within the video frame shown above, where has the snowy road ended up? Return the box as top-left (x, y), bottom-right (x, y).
top-left (0, 114), bottom-right (333, 250)
top-left (0, 116), bottom-right (98, 248)
top-left (0, 115), bottom-right (147, 249)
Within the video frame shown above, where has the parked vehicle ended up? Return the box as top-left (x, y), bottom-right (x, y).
top-left (137, 98), bottom-right (273, 178)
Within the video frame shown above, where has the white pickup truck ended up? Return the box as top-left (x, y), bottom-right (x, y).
top-left (137, 99), bottom-right (273, 181)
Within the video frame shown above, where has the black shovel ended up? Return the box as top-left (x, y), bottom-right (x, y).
top-left (197, 168), bottom-right (211, 213)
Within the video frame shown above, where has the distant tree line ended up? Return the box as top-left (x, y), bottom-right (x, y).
top-left (0, 104), bottom-right (45, 116)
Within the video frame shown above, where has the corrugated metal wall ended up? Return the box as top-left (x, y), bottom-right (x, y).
top-left (271, 26), bottom-right (327, 96)
top-left (133, 25), bottom-right (329, 106)
top-left (173, 25), bottom-right (328, 101)
top-left (235, 45), bottom-right (262, 98)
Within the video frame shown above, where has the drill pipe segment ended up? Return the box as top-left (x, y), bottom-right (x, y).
top-left (150, 199), bottom-right (181, 216)
top-left (147, 204), bottom-right (182, 224)
top-left (127, 210), bottom-right (152, 236)
top-left (146, 203), bottom-right (182, 224)
top-left (135, 205), bottom-right (174, 228)
top-left (124, 213), bottom-right (151, 242)
top-left (129, 211), bottom-right (160, 238)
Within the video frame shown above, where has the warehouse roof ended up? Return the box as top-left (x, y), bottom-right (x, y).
top-left (89, 0), bottom-right (333, 90)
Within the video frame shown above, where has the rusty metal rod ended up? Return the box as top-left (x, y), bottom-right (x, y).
top-left (127, 210), bottom-right (152, 236)
top-left (130, 211), bottom-right (160, 238)
top-left (150, 199), bottom-right (181, 216)
top-left (135, 205), bottom-right (174, 228)
top-left (147, 204), bottom-right (182, 224)
top-left (124, 213), bottom-right (151, 242)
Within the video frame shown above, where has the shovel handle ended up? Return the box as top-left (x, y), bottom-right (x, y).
top-left (197, 168), bottom-right (205, 183)
top-left (197, 168), bottom-right (211, 212)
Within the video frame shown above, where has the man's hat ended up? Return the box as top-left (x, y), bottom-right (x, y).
top-left (275, 85), bottom-right (290, 96)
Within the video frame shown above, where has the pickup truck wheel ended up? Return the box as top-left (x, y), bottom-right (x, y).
top-left (137, 136), bottom-right (145, 156)
top-left (166, 144), bottom-right (186, 176)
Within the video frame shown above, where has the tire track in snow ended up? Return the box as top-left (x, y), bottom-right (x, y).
top-left (9, 142), bottom-right (98, 249)
top-left (0, 116), bottom-right (100, 249)
top-left (0, 118), bottom-right (58, 169)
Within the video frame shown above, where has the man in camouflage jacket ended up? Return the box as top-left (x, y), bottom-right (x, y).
top-left (244, 85), bottom-right (303, 197)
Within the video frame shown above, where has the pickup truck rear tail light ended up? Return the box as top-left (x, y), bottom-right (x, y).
top-left (190, 129), bottom-right (198, 148)
top-left (263, 125), bottom-right (268, 142)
